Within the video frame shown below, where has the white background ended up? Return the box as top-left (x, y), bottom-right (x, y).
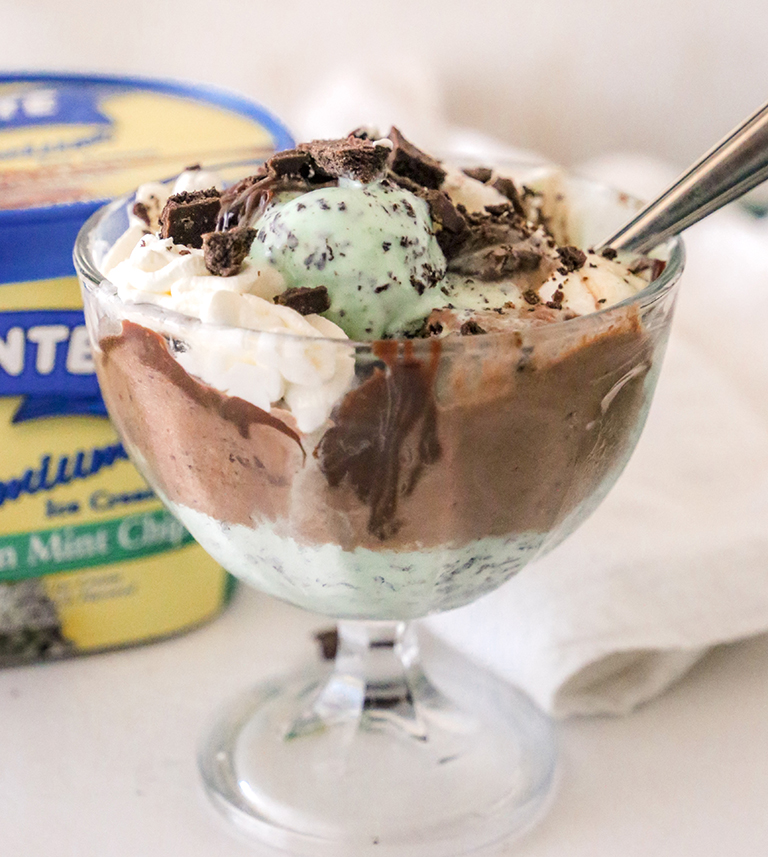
top-left (3, 0), bottom-right (768, 167)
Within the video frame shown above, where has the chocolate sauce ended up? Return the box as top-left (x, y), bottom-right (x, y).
top-left (316, 340), bottom-right (442, 540)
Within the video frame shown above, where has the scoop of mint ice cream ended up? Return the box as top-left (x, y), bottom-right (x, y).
top-left (248, 181), bottom-right (446, 340)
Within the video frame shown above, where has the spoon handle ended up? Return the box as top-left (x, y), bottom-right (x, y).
top-left (597, 99), bottom-right (768, 253)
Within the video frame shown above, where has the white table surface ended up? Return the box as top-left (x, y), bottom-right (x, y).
top-left (2, 585), bottom-right (767, 857)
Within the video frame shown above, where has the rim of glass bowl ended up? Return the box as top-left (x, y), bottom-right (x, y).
top-left (73, 170), bottom-right (685, 354)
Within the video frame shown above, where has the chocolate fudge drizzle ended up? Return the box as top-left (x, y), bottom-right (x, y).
top-left (101, 322), bottom-right (305, 454)
top-left (316, 340), bottom-right (442, 540)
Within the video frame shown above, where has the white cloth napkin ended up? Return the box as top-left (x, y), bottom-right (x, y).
top-left (425, 172), bottom-right (768, 717)
top-left (292, 68), bottom-right (768, 717)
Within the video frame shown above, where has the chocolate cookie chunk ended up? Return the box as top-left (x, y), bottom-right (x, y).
top-left (132, 201), bottom-right (151, 227)
top-left (422, 189), bottom-right (470, 258)
top-left (298, 136), bottom-right (391, 183)
top-left (202, 227), bottom-right (257, 277)
top-left (557, 245), bottom-right (587, 273)
top-left (462, 166), bottom-right (493, 183)
top-left (274, 286), bottom-right (331, 316)
top-left (268, 148), bottom-right (332, 182)
top-left (491, 176), bottom-right (527, 218)
top-left (159, 189), bottom-right (221, 249)
top-left (387, 127), bottom-right (446, 189)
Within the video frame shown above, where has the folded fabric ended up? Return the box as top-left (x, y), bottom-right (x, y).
top-left (424, 158), bottom-right (768, 716)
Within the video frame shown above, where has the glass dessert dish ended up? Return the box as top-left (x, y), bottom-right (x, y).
top-left (74, 159), bottom-right (684, 857)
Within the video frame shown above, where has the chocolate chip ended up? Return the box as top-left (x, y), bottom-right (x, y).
top-left (159, 189), bottom-right (221, 249)
top-left (522, 289), bottom-right (541, 305)
top-left (600, 247), bottom-right (618, 260)
top-left (460, 319), bottom-right (487, 335)
top-left (202, 227), bottom-right (257, 277)
top-left (274, 286), bottom-right (331, 315)
top-left (557, 245), bottom-right (587, 273)
top-left (387, 126), bottom-right (446, 189)
top-left (462, 166), bottom-right (493, 183)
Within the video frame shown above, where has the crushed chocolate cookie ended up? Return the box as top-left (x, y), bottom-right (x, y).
top-left (132, 201), bottom-right (150, 227)
top-left (268, 148), bottom-right (331, 182)
top-left (384, 170), bottom-right (424, 195)
top-left (422, 189), bottom-right (470, 258)
top-left (453, 203), bottom-right (533, 255)
top-left (484, 202), bottom-right (516, 217)
top-left (460, 319), bottom-right (487, 335)
top-left (600, 247), bottom-right (618, 260)
top-left (546, 288), bottom-right (565, 310)
top-left (491, 176), bottom-right (527, 217)
top-left (202, 227), bottom-right (257, 277)
top-left (159, 189), bottom-right (221, 249)
top-left (462, 166), bottom-right (493, 183)
top-left (523, 289), bottom-right (541, 306)
top-left (298, 136), bottom-right (390, 183)
top-left (451, 245), bottom-right (542, 281)
top-left (387, 126), bottom-right (446, 189)
top-left (557, 245), bottom-right (587, 273)
top-left (274, 285), bottom-right (331, 316)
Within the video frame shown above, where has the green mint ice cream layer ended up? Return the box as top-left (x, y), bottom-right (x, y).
top-left (248, 181), bottom-right (446, 340)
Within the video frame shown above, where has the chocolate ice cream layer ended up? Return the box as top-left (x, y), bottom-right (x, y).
top-left (95, 309), bottom-right (652, 554)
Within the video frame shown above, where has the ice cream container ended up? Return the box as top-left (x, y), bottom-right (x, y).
top-left (0, 73), bottom-right (293, 664)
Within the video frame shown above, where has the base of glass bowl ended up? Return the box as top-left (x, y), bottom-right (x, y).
top-left (199, 622), bottom-right (557, 857)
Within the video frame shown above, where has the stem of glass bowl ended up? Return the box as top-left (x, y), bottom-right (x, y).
top-left (285, 620), bottom-right (445, 743)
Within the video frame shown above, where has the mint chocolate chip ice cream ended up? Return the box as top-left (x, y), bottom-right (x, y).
top-left (248, 181), bottom-right (445, 340)
top-left (84, 129), bottom-right (680, 619)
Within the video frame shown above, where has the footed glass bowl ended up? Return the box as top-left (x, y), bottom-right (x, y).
top-left (75, 169), bottom-right (683, 857)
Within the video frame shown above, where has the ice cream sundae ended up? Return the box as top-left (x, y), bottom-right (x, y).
top-left (75, 127), bottom-right (684, 856)
top-left (81, 129), bottom-right (677, 619)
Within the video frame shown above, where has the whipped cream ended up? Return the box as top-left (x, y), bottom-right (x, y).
top-left (103, 194), bottom-right (354, 435)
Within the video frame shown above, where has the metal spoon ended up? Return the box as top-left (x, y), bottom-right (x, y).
top-left (597, 98), bottom-right (768, 254)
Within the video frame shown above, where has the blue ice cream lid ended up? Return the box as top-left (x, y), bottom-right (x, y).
top-left (0, 72), bottom-right (294, 284)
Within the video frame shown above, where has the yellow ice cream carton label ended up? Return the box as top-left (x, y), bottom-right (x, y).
top-left (0, 74), bottom-right (293, 664)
